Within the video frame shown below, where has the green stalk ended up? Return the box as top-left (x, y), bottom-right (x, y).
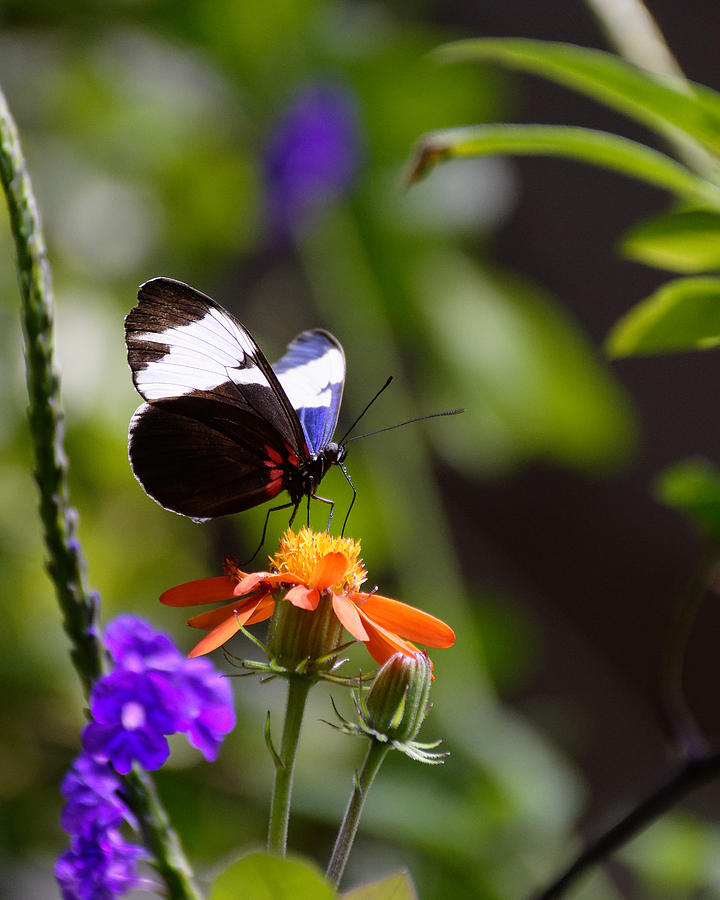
top-left (531, 750), bottom-right (720, 899)
top-left (0, 84), bottom-right (200, 900)
top-left (584, 0), bottom-right (716, 176)
top-left (656, 547), bottom-right (716, 758)
top-left (267, 675), bottom-right (313, 855)
top-left (0, 83), bottom-right (102, 692)
top-left (124, 770), bottom-right (200, 898)
top-left (326, 740), bottom-right (390, 888)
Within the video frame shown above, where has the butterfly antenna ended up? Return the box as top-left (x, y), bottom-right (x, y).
top-left (344, 407), bottom-right (464, 444)
top-left (337, 376), bottom-right (393, 445)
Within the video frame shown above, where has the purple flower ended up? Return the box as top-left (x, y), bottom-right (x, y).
top-left (104, 614), bottom-right (183, 674)
top-left (58, 618), bottom-right (236, 896)
top-left (174, 657), bottom-right (236, 761)
top-left (60, 753), bottom-right (135, 835)
top-left (55, 821), bottom-right (149, 900)
top-left (264, 82), bottom-right (361, 236)
top-left (82, 617), bottom-right (236, 773)
top-left (83, 669), bottom-right (179, 774)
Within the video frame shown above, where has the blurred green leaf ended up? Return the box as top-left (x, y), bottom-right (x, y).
top-left (208, 852), bottom-right (336, 900)
top-left (606, 276), bottom-right (720, 356)
top-left (655, 458), bottom-right (720, 542)
top-left (434, 38), bottom-right (720, 158)
top-left (621, 814), bottom-right (717, 893)
top-left (413, 250), bottom-right (636, 473)
top-left (343, 871), bottom-right (417, 899)
top-left (407, 125), bottom-right (720, 208)
top-left (620, 209), bottom-right (720, 272)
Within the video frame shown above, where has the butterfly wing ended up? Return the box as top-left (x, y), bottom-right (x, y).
top-left (128, 399), bottom-right (292, 520)
top-left (273, 330), bottom-right (346, 455)
top-left (126, 277), bottom-right (306, 450)
top-left (125, 277), bottom-right (309, 519)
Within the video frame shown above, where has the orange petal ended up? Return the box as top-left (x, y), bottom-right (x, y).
top-left (160, 575), bottom-right (236, 607)
top-left (355, 594), bottom-right (455, 648)
top-left (332, 593), bottom-right (369, 641)
top-left (188, 615), bottom-right (242, 657)
top-left (310, 552), bottom-right (347, 590)
top-left (187, 593), bottom-right (267, 630)
top-left (285, 585), bottom-right (319, 610)
top-left (358, 613), bottom-right (420, 666)
top-left (234, 571), bottom-right (301, 596)
top-left (245, 595), bottom-right (276, 624)
top-left (234, 572), bottom-right (264, 595)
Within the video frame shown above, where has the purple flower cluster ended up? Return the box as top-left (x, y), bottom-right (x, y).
top-left (85, 615), bottom-right (235, 773)
top-left (56, 752), bottom-right (150, 899)
top-left (264, 82), bottom-right (362, 237)
top-left (56, 616), bottom-right (236, 899)
top-left (56, 811), bottom-right (150, 900)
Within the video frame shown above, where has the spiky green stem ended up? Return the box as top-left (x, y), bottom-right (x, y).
top-left (0, 83), bottom-right (200, 900)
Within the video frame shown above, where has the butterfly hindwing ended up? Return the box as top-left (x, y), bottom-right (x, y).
top-left (128, 400), bottom-right (293, 520)
top-left (274, 330), bottom-right (345, 454)
top-left (125, 277), bottom-right (346, 521)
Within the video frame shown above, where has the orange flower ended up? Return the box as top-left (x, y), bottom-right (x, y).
top-left (161, 528), bottom-right (455, 666)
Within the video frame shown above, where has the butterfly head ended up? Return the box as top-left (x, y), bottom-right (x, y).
top-left (294, 441), bottom-right (346, 498)
top-left (321, 441), bottom-right (347, 467)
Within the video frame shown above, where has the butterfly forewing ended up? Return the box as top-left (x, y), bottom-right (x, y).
top-left (125, 277), bottom-right (347, 521)
top-left (126, 278), bottom-right (305, 451)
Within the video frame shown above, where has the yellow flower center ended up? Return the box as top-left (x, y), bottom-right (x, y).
top-left (270, 527), bottom-right (367, 593)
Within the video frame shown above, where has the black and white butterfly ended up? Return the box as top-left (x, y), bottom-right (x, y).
top-left (125, 277), bottom-right (350, 527)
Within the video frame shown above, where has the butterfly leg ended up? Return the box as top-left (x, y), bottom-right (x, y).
top-left (338, 462), bottom-right (357, 537)
top-left (309, 493), bottom-right (335, 533)
top-left (243, 500), bottom-right (299, 564)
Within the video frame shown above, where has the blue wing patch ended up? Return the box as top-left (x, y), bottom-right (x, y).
top-left (273, 329), bottom-right (346, 455)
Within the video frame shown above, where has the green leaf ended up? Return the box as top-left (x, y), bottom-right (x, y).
top-left (655, 459), bottom-right (720, 543)
top-left (434, 38), bottom-right (720, 158)
top-left (620, 209), bottom-right (720, 272)
top-left (606, 276), bottom-right (720, 356)
top-left (342, 871), bottom-right (417, 900)
top-left (407, 125), bottom-right (720, 209)
top-left (208, 853), bottom-right (336, 900)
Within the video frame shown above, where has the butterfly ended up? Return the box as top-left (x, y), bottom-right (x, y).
top-left (125, 277), bottom-right (349, 528)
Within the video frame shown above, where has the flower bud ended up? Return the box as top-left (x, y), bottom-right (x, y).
top-left (364, 651), bottom-right (433, 743)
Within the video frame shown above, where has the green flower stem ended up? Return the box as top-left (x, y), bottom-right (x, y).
top-left (0, 84), bottom-right (201, 900)
top-left (267, 675), bottom-right (313, 855)
top-left (0, 83), bottom-right (102, 692)
top-left (326, 739), bottom-right (390, 888)
top-left (124, 770), bottom-right (200, 899)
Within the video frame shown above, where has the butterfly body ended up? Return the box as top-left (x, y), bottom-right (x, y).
top-left (125, 277), bottom-right (347, 524)
top-left (283, 441), bottom-right (346, 507)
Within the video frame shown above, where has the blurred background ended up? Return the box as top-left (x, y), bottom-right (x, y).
top-left (3, 1), bottom-right (720, 897)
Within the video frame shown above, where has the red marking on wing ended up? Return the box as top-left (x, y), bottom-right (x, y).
top-left (265, 445), bottom-right (283, 465)
top-left (283, 443), bottom-right (300, 468)
top-left (266, 473), bottom-right (284, 495)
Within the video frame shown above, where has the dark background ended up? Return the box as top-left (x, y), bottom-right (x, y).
top-left (439, 0), bottom-right (720, 826)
